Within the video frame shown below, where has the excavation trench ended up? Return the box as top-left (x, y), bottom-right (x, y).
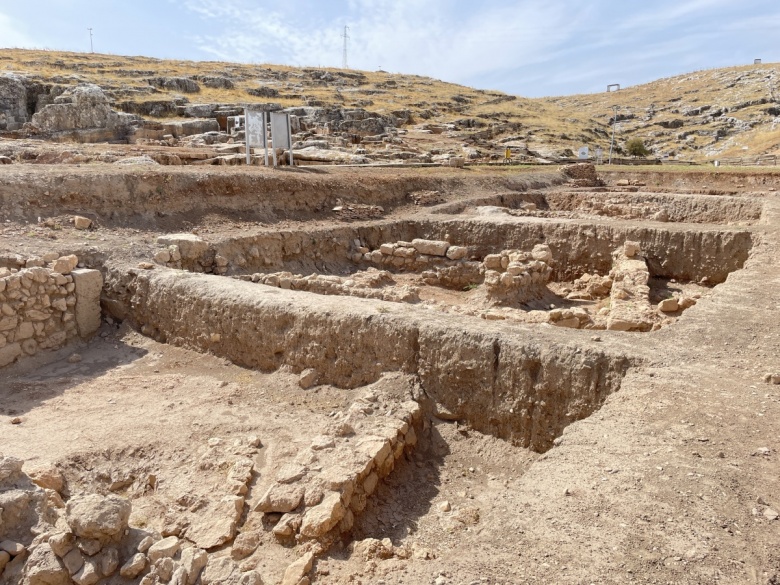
top-left (103, 267), bottom-right (632, 454)
top-left (162, 218), bottom-right (753, 284)
top-left (433, 190), bottom-right (764, 225)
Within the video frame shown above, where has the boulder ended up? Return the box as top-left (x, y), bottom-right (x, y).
top-left (23, 543), bottom-right (70, 585)
top-left (65, 494), bottom-right (131, 542)
top-left (0, 455), bottom-right (24, 482)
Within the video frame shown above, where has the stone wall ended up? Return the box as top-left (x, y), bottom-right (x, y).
top-left (0, 255), bottom-right (102, 368)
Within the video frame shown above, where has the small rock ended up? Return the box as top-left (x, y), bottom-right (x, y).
top-left (137, 536), bottom-right (154, 553)
top-left (298, 368), bottom-right (318, 389)
top-left (137, 262), bottom-right (155, 270)
top-left (754, 447), bottom-right (771, 456)
top-left (0, 551), bottom-right (10, 573)
top-left (77, 538), bottom-right (102, 557)
top-left (437, 501), bottom-right (451, 512)
top-left (311, 436), bottom-right (335, 451)
top-left (623, 241), bottom-right (641, 257)
top-left (147, 536), bottom-right (180, 562)
top-left (48, 532), bottom-right (75, 557)
top-left (0, 540), bottom-right (26, 556)
top-left (764, 508), bottom-right (779, 521)
top-left (67, 354), bottom-right (83, 364)
top-left (658, 297), bottom-right (678, 312)
top-left (11, 417), bottom-right (21, 425)
top-left (179, 547), bottom-right (208, 585)
top-left (119, 553), bottom-right (147, 579)
top-left (73, 216), bottom-right (92, 230)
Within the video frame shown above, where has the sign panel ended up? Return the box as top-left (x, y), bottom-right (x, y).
top-left (578, 146), bottom-right (589, 160)
top-left (245, 110), bottom-right (265, 148)
top-left (270, 112), bottom-right (291, 149)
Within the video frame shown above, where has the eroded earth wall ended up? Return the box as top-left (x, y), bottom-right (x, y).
top-left (104, 267), bottom-right (632, 452)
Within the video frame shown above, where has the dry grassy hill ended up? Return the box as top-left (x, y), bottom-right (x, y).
top-left (1, 48), bottom-right (779, 162)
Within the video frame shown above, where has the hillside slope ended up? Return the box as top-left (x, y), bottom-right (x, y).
top-left (0, 49), bottom-right (779, 162)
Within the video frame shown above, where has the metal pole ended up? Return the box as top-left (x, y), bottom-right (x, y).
top-left (262, 113), bottom-right (269, 167)
top-left (88, 28), bottom-right (93, 53)
top-left (342, 26), bottom-right (349, 69)
top-left (608, 105), bottom-right (619, 165)
top-left (244, 109), bottom-right (251, 166)
top-left (287, 115), bottom-right (294, 167)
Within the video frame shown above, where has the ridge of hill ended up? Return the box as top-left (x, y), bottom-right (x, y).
top-left (0, 48), bottom-right (779, 162)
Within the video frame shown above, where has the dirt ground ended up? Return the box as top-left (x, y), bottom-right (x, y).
top-left (2, 164), bottom-right (780, 585)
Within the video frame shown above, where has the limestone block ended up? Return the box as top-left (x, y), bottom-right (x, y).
top-left (72, 269), bottom-right (103, 338)
top-left (300, 492), bottom-right (345, 537)
top-left (147, 536), bottom-right (181, 562)
top-left (412, 239), bottom-right (449, 257)
top-left (0, 342), bottom-right (21, 367)
top-left (73, 217), bottom-right (92, 230)
top-left (119, 553), bottom-right (146, 579)
top-left (51, 255), bottom-right (79, 275)
top-left (658, 298), bottom-right (679, 312)
top-left (157, 234), bottom-right (209, 261)
top-left (446, 246), bottom-right (468, 260)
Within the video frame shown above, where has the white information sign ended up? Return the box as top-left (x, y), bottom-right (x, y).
top-left (578, 146), bottom-right (589, 160)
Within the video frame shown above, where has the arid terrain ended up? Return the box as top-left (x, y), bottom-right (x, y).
top-left (1, 50), bottom-right (780, 585)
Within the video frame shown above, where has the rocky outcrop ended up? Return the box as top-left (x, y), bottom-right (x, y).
top-left (29, 84), bottom-right (138, 141)
top-left (0, 73), bottom-right (28, 131)
top-left (147, 77), bottom-right (200, 93)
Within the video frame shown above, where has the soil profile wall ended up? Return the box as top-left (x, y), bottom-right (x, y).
top-left (104, 268), bottom-right (632, 452)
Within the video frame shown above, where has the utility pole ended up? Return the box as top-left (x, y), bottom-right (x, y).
top-left (608, 105), bottom-right (619, 164)
top-left (341, 26), bottom-right (349, 69)
top-left (88, 28), bottom-right (94, 53)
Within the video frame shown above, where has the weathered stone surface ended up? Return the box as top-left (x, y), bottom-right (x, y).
top-left (157, 234), bottom-right (209, 261)
top-left (299, 491), bottom-right (345, 538)
top-left (411, 239), bottom-right (449, 257)
top-left (23, 543), bottom-right (70, 585)
top-left (119, 553), bottom-right (147, 578)
top-left (658, 297), bottom-right (679, 312)
top-left (147, 536), bottom-right (181, 562)
top-left (255, 484), bottom-right (304, 513)
top-left (0, 342), bottom-right (22, 367)
top-left (72, 269), bottom-right (103, 338)
top-left (187, 496), bottom-right (243, 549)
top-left (65, 494), bottom-right (131, 542)
top-left (0, 456), bottom-right (24, 482)
top-left (31, 85), bottom-right (127, 134)
top-left (27, 465), bottom-right (65, 492)
top-left (74, 217), bottom-right (92, 230)
top-left (51, 255), bottom-right (79, 275)
top-left (298, 368), bottom-right (318, 389)
top-left (0, 73), bottom-right (28, 130)
top-left (280, 552), bottom-right (314, 585)
top-left (179, 547), bottom-right (208, 585)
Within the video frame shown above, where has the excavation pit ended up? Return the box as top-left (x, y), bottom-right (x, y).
top-left (0, 164), bottom-right (775, 585)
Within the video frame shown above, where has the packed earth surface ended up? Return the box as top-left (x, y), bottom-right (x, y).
top-left (0, 158), bottom-right (778, 585)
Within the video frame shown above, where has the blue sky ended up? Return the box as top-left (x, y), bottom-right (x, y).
top-left (1, 0), bottom-right (778, 97)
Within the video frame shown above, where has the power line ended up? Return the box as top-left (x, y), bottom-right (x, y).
top-left (342, 25), bottom-right (349, 69)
